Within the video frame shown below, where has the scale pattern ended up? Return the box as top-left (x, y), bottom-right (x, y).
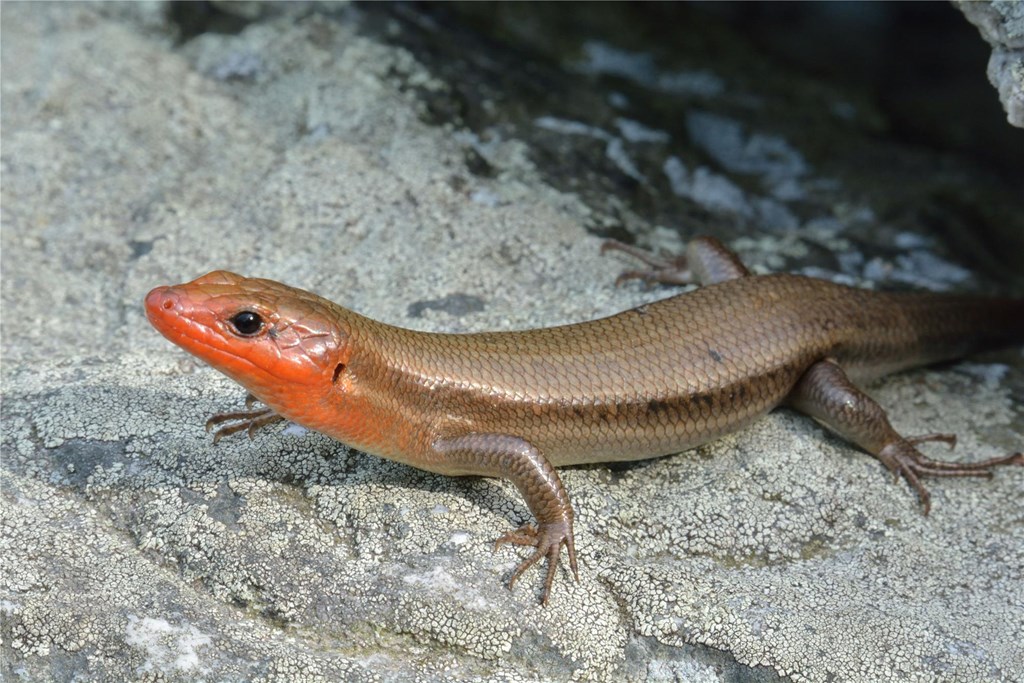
top-left (351, 274), bottom-right (1024, 466)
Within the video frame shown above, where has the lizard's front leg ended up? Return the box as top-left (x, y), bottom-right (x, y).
top-left (432, 433), bottom-right (578, 604)
top-left (206, 394), bottom-right (285, 443)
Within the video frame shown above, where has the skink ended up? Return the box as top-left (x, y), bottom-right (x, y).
top-left (145, 236), bottom-right (1024, 603)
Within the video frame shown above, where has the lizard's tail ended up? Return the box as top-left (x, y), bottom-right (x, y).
top-left (893, 292), bottom-right (1024, 366)
top-left (839, 290), bottom-right (1024, 382)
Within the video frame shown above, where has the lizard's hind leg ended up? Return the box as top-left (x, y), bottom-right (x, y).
top-left (786, 358), bottom-right (1022, 514)
top-left (602, 235), bottom-right (750, 287)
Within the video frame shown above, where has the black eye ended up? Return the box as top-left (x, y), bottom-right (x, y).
top-left (229, 311), bottom-right (263, 336)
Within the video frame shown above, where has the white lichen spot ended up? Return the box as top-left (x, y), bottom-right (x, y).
top-left (615, 118), bottom-right (670, 144)
top-left (576, 41), bottom-right (725, 97)
top-left (663, 156), bottom-right (752, 218)
top-left (125, 615), bottom-right (212, 674)
top-left (956, 363), bottom-right (1010, 390)
top-left (605, 138), bottom-right (647, 182)
top-left (863, 250), bottom-right (973, 291)
top-left (448, 531), bottom-right (471, 546)
top-left (282, 423), bottom-right (308, 437)
top-left (469, 188), bottom-right (500, 206)
top-left (534, 116), bottom-right (611, 140)
top-left (685, 111), bottom-right (808, 184)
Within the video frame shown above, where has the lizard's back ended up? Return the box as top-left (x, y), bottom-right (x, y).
top-left (365, 273), bottom-right (1017, 465)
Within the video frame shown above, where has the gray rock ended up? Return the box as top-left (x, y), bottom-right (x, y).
top-left (956, 0), bottom-right (1024, 127)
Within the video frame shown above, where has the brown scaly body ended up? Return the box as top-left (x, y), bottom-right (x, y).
top-left (146, 236), bottom-right (1024, 604)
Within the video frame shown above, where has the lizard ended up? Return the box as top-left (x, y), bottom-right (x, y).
top-left (145, 235), bottom-right (1024, 603)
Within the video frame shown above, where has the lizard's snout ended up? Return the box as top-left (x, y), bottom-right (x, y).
top-left (145, 286), bottom-right (184, 329)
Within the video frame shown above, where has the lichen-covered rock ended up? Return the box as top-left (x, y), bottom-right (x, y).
top-left (2, 3), bottom-right (1022, 681)
top-left (956, 0), bottom-right (1024, 127)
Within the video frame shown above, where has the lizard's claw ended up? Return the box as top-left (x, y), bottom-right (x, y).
top-left (496, 519), bottom-right (578, 605)
top-left (205, 401), bottom-right (284, 444)
top-left (601, 239), bottom-right (694, 287)
top-left (878, 436), bottom-right (1023, 515)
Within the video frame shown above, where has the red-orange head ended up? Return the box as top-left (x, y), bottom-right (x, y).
top-left (145, 271), bottom-right (353, 415)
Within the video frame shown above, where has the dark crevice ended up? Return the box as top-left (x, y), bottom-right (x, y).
top-left (167, 1), bottom-right (256, 45)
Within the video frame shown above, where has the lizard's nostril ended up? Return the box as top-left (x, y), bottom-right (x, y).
top-left (145, 286), bottom-right (181, 319)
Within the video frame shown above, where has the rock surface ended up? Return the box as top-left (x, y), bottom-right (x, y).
top-left (2, 4), bottom-right (1022, 681)
top-left (957, 0), bottom-right (1024, 128)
